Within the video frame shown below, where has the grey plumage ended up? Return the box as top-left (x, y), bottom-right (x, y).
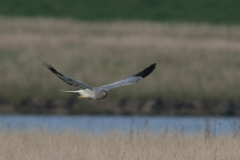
top-left (42, 61), bottom-right (156, 100)
top-left (42, 62), bottom-right (93, 90)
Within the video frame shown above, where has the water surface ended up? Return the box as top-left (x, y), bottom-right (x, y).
top-left (0, 115), bottom-right (239, 134)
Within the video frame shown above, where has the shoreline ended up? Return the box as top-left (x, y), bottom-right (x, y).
top-left (1, 97), bottom-right (240, 115)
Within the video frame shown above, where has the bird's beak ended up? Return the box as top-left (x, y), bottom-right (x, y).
top-left (78, 95), bottom-right (83, 98)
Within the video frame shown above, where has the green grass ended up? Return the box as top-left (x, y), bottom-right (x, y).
top-left (1, 17), bottom-right (240, 103)
top-left (0, 0), bottom-right (240, 24)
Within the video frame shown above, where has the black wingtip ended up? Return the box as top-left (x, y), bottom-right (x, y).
top-left (134, 63), bottom-right (157, 78)
top-left (41, 61), bottom-right (62, 75)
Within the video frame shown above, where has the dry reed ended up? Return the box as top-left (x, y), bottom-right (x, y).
top-left (0, 129), bottom-right (239, 160)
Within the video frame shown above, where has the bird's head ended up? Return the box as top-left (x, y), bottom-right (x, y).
top-left (99, 90), bottom-right (107, 99)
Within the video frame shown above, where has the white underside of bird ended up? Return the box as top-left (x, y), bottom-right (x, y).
top-left (60, 89), bottom-right (95, 99)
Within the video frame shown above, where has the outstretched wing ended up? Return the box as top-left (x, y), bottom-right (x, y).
top-left (98, 63), bottom-right (156, 91)
top-left (42, 61), bottom-right (93, 90)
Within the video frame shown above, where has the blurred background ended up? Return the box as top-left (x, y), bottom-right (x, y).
top-left (0, 0), bottom-right (240, 116)
top-left (1, 2), bottom-right (240, 158)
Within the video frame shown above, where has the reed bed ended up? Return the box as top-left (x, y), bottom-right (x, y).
top-left (1, 17), bottom-right (240, 102)
top-left (0, 129), bottom-right (239, 160)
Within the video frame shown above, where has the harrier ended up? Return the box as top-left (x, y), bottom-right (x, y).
top-left (42, 62), bottom-right (156, 100)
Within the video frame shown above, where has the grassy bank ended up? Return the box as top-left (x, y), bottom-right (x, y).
top-left (0, 129), bottom-right (239, 160)
top-left (0, 0), bottom-right (240, 23)
top-left (1, 17), bottom-right (240, 104)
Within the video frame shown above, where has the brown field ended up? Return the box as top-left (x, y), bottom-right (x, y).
top-left (1, 17), bottom-right (240, 103)
top-left (0, 129), bottom-right (239, 160)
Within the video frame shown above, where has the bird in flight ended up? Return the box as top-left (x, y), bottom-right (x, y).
top-left (42, 61), bottom-right (156, 100)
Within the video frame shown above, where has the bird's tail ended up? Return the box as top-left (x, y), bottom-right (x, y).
top-left (59, 90), bottom-right (79, 94)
